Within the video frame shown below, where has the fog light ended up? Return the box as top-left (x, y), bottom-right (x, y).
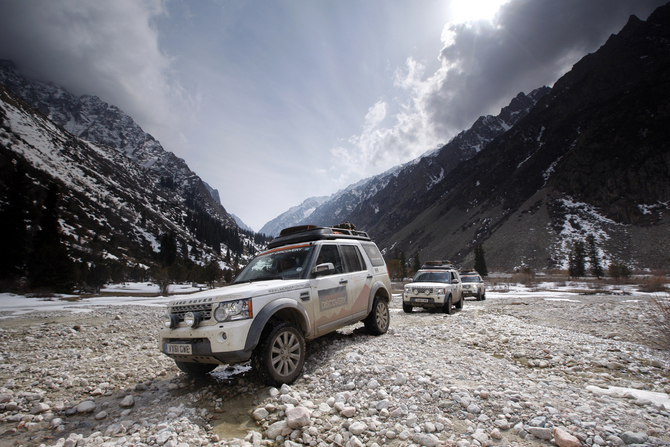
top-left (165, 314), bottom-right (179, 329)
top-left (184, 312), bottom-right (202, 328)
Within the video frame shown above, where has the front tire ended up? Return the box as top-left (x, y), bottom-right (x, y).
top-left (443, 295), bottom-right (453, 315)
top-left (175, 361), bottom-right (217, 376)
top-left (476, 291), bottom-right (483, 301)
top-left (365, 296), bottom-right (390, 335)
top-left (403, 303), bottom-right (413, 313)
top-left (455, 293), bottom-right (464, 309)
top-left (252, 321), bottom-right (305, 387)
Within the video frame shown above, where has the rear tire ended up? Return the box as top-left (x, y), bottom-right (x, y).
top-left (443, 295), bottom-right (453, 315)
top-left (403, 303), bottom-right (413, 313)
top-left (175, 361), bottom-right (217, 376)
top-left (365, 296), bottom-right (390, 335)
top-left (252, 321), bottom-right (305, 387)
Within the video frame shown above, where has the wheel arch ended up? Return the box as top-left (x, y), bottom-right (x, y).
top-left (244, 298), bottom-right (310, 352)
top-left (367, 281), bottom-right (390, 314)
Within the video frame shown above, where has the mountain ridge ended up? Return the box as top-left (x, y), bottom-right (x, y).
top-left (263, 4), bottom-right (670, 271)
top-left (0, 60), bottom-right (236, 229)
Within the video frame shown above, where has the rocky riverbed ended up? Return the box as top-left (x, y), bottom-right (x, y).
top-left (0, 287), bottom-right (669, 447)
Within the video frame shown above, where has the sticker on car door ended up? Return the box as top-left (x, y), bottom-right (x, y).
top-left (318, 285), bottom-right (348, 311)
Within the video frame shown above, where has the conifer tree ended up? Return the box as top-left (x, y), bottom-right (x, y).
top-left (474, 244), bottom-right (488, 276)
top-left (28, 183), bottom-right (75, 292)
top-left (412, 253), bottom-right (421, 273)
top-left (0, 163), bottom-right (29, 280)
top-left (586, 234), bottom-right (603, 279)
top-left (400, 251), bottom-right (407, 279)
top-left (568, 240), bottom-right (586, 278)
top-left (159, 233), bottom-right (177, 267)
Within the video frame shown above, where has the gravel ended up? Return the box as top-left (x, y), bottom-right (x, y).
top-left (1, 288), bottom-right (669, 447)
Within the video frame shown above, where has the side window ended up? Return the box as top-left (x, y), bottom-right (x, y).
top-left (360, 242), bottom-right (385, 267)
top-left (341, 245), bottom-right (364, 272)
top-left (315, 245), bottom-right (343, 275)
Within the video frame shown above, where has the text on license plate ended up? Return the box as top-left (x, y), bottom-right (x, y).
top-left (166, 344), bottom-right (192, 355)
top-left (415, 298), bottom-right (429, 303)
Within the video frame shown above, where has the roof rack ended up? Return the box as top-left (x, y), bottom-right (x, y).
top-left (268, 223), bottom-right (371, 249)
top-left (421, 260), bottom-right (456, 269)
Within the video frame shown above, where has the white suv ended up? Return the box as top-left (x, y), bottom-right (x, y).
top-left (461, 271), bottom-right (486, 301)
top-left (159, 224), bottom-right (392, 386)
top-left (402, 261), bottom-right (463, 314)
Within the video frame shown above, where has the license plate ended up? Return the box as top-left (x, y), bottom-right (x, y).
top-left (166, 343), bottom-right (192, 355)
top-left (415, 298), bottom-right (429, 303)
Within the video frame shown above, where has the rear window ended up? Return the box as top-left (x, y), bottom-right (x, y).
top-left (462, 275), bottom-right (481, 283)
top-left (341, 245), bottom-right (364, 272)
top-left (360, 242), bottom-right (385, 267)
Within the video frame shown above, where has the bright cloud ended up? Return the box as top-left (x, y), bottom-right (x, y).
top-left (329, 0), bottom-right (664, 184)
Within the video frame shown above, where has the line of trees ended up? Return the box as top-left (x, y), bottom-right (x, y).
top-left (385, 244), bottom-right (489, 281)
top-left (568, 234), bottom-right (630, 279)
top-left (0, 159), bottom-right (266, 294)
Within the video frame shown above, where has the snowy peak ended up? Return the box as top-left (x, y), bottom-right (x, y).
top-left (267, 87), bottom-right (549, 234)
top-left (0, 60), bottom-right (236, 229)
top-left (259, 196), bottom-right (330, 236)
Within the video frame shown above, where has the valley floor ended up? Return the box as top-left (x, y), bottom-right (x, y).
top-left (0, 282), bottom-right (669, 447)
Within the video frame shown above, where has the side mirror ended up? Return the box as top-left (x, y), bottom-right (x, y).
top-left (312, 262), bottom-right (335, 277)
top-left (452, 278), bottom-right (460, 284)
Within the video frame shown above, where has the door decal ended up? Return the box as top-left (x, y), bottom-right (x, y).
top-left (318, 286), bottom-right (348, 311)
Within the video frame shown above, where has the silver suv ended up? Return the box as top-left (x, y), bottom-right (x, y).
top-left (402, 261), bottom-right (463, 314)
top-left (159, 224), bottom-right (392, 386)
top-left (461, 271), bottom-right (486, 301)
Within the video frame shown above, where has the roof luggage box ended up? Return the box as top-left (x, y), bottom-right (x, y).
top-left (267, 223), bottom-right (371, 249)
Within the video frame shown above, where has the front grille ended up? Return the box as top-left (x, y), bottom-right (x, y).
top-left (170, 303), bottom-right (213, 322)
top-left (412, 286), bottom-right (434, 294)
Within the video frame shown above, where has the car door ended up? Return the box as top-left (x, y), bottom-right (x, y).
top-left (452, 271), bottom-right (463, 302)
top-left (340, 244), bottom-right (372, 321)
top-left (309, 244), bottom-right (353, 336)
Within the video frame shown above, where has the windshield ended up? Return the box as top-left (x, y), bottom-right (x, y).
top-left (412, 271), bottom-right (450, 283)
top-left (461, 276), bottom-right (480, 283)
top-left (233, 245), bottom-right (314, 283)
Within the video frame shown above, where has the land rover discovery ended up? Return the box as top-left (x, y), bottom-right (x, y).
top-left (159, 224), bottom-right (392, 386)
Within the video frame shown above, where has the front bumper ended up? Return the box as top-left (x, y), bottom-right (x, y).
top-left (462, 287), bottom-right (481, 297)
top-left (158, 318), bottom-right (254, 365)
top-left (403, 294), bottom-right (446, 307)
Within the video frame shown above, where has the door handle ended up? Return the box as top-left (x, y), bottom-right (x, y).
top-left (339, 279), bottom-right (348, 284)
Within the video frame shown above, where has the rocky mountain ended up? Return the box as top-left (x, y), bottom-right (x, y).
top-left (0, 61), bottom-right (236, 230)
top-left (259, 195), bottom-right (329, 236)
top-left (358, 5), bottom-right (670, 270)
top-left (263, 87), bottom-right (549, 237)
top-left (267, 4), bottom-right (670, 271)
top-left (0, 69), bottom-right (260, 290)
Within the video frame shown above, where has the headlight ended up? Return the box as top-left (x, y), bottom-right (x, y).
top-left (436, 288), bottom-right (446, 295)
top-left (213, 299), bottom-right (252, 322)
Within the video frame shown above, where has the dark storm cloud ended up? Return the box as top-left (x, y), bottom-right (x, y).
top-left (428, 0), bottom-right (668, 134)
top-left (0, 0), bottom-right (182, 137)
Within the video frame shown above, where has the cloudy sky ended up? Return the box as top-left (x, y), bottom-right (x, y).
top-left (0, 0), bottom-right (666, 231)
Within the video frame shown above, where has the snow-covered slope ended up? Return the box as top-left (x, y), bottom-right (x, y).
top-left (0, 83), bottom-right (251, 273)
top-left (0, 61), bottom-right (236, 229)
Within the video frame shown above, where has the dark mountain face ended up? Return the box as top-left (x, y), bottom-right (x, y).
top-left (0, 68), bottom-right (257, 289)
top-left (286, 87), bottom-right (550, 236)
top-left (266, 4), bottom-right (670, 271)
top-left (339, 87), bottom-right (551, 244)
top-left (367, 5), bottom-right (670, 270)
top-left (0, 61), bottom-right (236, 229)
